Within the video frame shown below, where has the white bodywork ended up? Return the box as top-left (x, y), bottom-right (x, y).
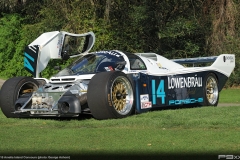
top-left (21, 31), bottom-right (235, 116)
top-left (44, 51), bottom-right (235, 85)
top-left (136, 53), bottom-right (235, 77)
top-left (28, 31), bottom-right (234, 81)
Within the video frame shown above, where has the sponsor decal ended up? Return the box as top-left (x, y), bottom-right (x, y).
top-left (152, 77), bottom-right (203, 106)
top-left (24, 45), bottom-right (39, 77)
top-left (104, 66), bottom-right (114, 71)
top-left (57, 36), bottom-right (64, 57)
top-left (133, 73), bottom-right (140, 78)
top-left (169, 98), bottom-right (203, 105)
top-left (168, 77), bottom-right (202, 89)
top-left (140, 94), bottom-right (149, 102)
top-left (156, 63), bottom-right (168, 70)
top-left (224, 55), bottom-right (234, 63)
top-left (156, 62), bottom-right (162, 67)
top-left (152, 79), bottom-right (166, 105)
top-left (108, 94), bottom-right (112, 106)
top-left (140, 94), bottom-right (152, 109)
top-left (24, 52), bottom-right (34, 72)
top-left (96, 51), bottom-right (121, 57)
top-left (57, 36), bottom-right (63, 48)
top-left (141, 102), bottom-right (152, 109)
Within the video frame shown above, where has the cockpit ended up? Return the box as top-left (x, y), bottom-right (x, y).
top-left (54, 50), bottom-right (148, 77)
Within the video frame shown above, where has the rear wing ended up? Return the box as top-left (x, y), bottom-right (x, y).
top-left (172, 54), bottom-right (235, 77)
top-left (172, 56), bottom-right (218, 65)
top-left (24, 31), bottom-right (95, 78)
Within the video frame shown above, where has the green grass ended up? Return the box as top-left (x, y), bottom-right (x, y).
top-left (0, 106), bottom-right (240, 159)
top-left (0, 88), bottom-right (239, 159)
top-left (219, 88), bottom-right (240, 103)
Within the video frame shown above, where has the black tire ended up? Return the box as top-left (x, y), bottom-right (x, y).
top-left (0, 77), bottom-right (39, 118)
top-left (87, 71), bottom-right (134, 120)
top-left (203, 73), bottom-right (219, 106)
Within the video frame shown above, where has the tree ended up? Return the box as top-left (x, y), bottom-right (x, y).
top-left (0, 0), bottom-right (26, 14)
top-left (203, 0), bottom-right (237, 55)
top-left (202, 0), bottom-right (240, 86)
top-left (0, 0), bottom-right (239, 86)
top-left (153, 0), bottom-right (206, 58)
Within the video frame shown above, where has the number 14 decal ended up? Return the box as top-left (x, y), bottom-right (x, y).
top-left (152, 79), bottom-right (166, 104)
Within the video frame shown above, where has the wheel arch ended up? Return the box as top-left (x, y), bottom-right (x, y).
top-left (87, 71), bottom-right (135, 120)
top-left (0, 76), bottom-right (39, 118)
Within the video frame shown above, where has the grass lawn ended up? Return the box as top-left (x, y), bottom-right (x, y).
top-left (0, 89), bottom-right (239, 160)
top-left (219, 88), bottom-right (240, 103)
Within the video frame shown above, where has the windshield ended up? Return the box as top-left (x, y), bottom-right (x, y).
top-left (55, 51), bottom-right (125, 76)
top-left (71, 54), bottom-right (103, 74)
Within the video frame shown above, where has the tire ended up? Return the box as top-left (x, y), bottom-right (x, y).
top-left (87, 71), bottom-right (134, 120)
top-left (0, 77), bottom-right (39, 118)
top-left (203, 73), bottom-right (219, 106)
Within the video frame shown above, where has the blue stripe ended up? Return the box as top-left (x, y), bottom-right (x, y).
top-left (24, 52), bottom-right (34, 62)
top-left (24, 57), bottom-right (34, 72)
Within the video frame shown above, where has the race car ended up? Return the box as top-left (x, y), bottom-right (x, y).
top-left (0, 31), bottom-right (235, 120)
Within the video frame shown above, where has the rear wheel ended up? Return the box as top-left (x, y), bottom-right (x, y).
top-left (203, 73), bottom-right (219, 106)
top-left (0, 77), bottom-right (39, 118)
top-left (87, 71), bottom-right (134, 120)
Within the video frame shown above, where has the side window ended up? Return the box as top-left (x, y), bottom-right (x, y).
top-left (124, 53), bottom-right (147, 70)
top-left (130, 57), bottom-right (147, 70)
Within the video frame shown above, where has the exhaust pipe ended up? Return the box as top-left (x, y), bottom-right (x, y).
top-left (58, 102), bottom-right (70, 114)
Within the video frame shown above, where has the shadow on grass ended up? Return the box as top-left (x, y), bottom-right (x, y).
top-left (0, 103), bottom-right (213, 122)
top-left (20, 113), bottom-right (94, 121)
top-left (14, 104), bottom-right (203, 121)
top-left (150, 103), bottom-right (202, 112)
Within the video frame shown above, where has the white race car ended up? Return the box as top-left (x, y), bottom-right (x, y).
top-left (0, 31), bottom-right (235, 120)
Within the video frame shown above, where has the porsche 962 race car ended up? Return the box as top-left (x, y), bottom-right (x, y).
top-left (0, 31), bottom-right (235, 120)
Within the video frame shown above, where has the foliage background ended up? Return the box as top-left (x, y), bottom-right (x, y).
top-left (0, 0), bottom-right (239, 86)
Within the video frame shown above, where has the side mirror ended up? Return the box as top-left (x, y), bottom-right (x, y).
top-left (61, 51), bottom-right (70, 60)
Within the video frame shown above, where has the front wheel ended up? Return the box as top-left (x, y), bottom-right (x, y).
top-left (0, 77), bottom-right (39, 118)
top-left (203, 73), bottom-right (219, 106)
top-left (87, 71), bottom-right (134, 120)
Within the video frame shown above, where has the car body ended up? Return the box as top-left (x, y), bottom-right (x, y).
top-left (0, 31), bottom-right (235, 119)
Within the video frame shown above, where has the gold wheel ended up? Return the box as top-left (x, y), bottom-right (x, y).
top-left (87, 71), bottom-right (134, 119)
top-left (111, 76), bottom-right (133, 115)
top-left (205, 75), bottom-right (218, 105)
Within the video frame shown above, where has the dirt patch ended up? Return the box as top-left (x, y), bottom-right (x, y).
top-left (218, 103), bottom-right (240, 107)
top-left (223, 85), bottom-right (240, 89)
